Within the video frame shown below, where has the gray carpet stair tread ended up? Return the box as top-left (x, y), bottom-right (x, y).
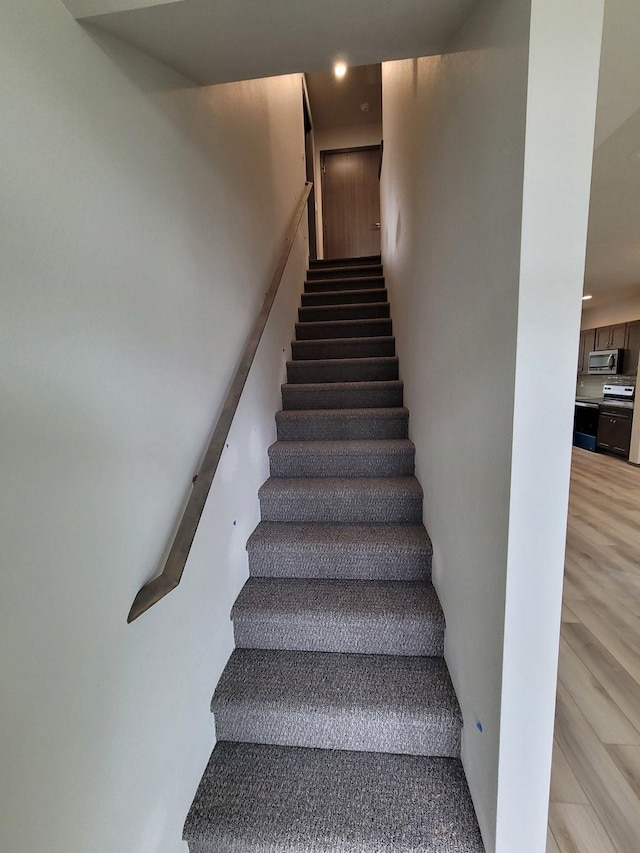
top-left (307, 264), bottom-right (384, 278)
top-left (231, 577), bottom-right (445, 655)
top-left (246, 521), bottom-right (432, 580)
top-left (306, 266), bottom-right (382, 275)
top-left (275, 409), bottom-right (408, 440)
top-left (247, 520), bottom-right (432, 554)
top-left (295, 317), bottom-right (392, 339)
top-left (304, 276), bottom-right (384, 293)
top-left (298, 302), bottom-right (390, 322)
top-left (282, 379), bottom-right (404, 410)
top-left (212, 648), bottom-right (461, 756)
top-left (291, 335), bottom-right (396, 360)
top-left (183, 741), bottom-right (484, 853)
top-left (301, 288), bottom-right (387, 305)
top-left (286, 355), bottom-right (399, 384)
top-left (268, 439), bottom-right (415, 478)
top-left (258, 476), bottom-right (423, 523)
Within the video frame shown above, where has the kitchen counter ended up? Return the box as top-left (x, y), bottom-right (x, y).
top-left (575, 396), bottom-right (634, 410)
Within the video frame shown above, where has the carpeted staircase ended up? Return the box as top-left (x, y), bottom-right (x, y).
top-left (183, 256), bottom-right (484, 852)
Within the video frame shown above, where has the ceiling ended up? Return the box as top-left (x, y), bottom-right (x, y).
top-left (306, 65), bottom-right (382, 132)
top-left (585, 109), bottom-right (640, 304)
top-left (585, 0), bottom-right (640, 305)
top-left (593, 0), bottom-right (640, 149)
top-left (71, 0), bottom-right (480, 85)
top-left (63, 0), bottom-right (640, 307)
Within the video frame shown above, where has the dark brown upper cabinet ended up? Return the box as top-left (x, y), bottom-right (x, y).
top-left (578, 328), bottom-right (596, 374)
top-left (624, 320), bottom-right (640, 375)
top-left (579, 320), bottom-right (640, 376)
top-left (595, 323), bottom-right (626, 350)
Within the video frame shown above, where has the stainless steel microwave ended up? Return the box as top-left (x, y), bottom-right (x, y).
top-left (588, 348), bottom-right (623, 375)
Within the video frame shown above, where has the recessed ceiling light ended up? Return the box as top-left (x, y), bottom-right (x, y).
top-left (334, 61), bottom-right (347, 79)
top-left (582, 294), bottom-right (593, 301)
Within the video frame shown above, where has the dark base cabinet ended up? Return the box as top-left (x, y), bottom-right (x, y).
top-left (597, 408), bottom-right (632, 458)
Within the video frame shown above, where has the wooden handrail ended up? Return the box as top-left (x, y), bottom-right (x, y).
top-left (128, 182), bottom-right (313, 622)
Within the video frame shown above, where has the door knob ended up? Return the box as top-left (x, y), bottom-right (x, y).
top-left (372, 222), bottom-right (381, 230)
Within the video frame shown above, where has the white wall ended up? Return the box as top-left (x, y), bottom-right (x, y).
top-left (1, 3), bottom-right (306, 852)
top-left (313, 122), bottom-right (382, 257)
top-left (381, 0), bottom-right (603, 850)
top-left (381, 8), bottom-right (529, 843)
top-left (497, 2), bottom-right (604, 851)
top-left (63, 0), bottom-right (183, 19)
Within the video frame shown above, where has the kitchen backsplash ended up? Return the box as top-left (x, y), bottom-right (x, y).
top-left (576, 374), bottom-right (636, 397)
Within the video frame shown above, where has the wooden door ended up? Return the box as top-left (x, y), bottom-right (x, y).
top-left (321, 146), bottom-right (381, 259)
top-left (303, 90), bottom-right (318, 261)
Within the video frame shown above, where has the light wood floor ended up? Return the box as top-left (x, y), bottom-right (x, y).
top-left (548, 448), bottom-right (640, 853)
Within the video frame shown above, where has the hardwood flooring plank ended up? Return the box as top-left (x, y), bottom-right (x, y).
top-left (550, 449), bottom-right (640, 847)
top-left (548, 803), bottom-right (617, 853)
top-left (605, 744), bottom-right (640, 802)
top-left (568, 600), bottom-right (640, 685)
top-left (563, 622), bottom-right (640, 736)
top-left (547, 827), bottom-right (561, 853)
top-left (549, 738), bottom-right (589, 804)
top-left (554, 682), bottom-right (640, 850)
top-left (561, 603), bottom-right (580, 624)
top-left (556, 634), bottom-right (640, 745)
top-left (565, 547), bottom-right (640, 609)
top-left (561, 573), bottom-right (586, 602)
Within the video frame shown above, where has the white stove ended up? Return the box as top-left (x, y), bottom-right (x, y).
top-left (601, 384), bottom-right (635, 409)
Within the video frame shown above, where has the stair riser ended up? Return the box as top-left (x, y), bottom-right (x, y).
top-left (233, 617), bottom-right (444, 656)
top-left (310, 255), bottom-right (380, 269)
top-left (299, 303), bottom-right (390, 323)
top-left (275, 413), bottom-right (408, 441)
top-left (301, 289), bottom-right (387, 307)
top-left (295, 319), bottom-right (392, 340)
top-left (282, 383), bottom-right (403, 410)
top-left (248, 547), bottom-right (431, 581)
top-left (304, 277), bottom-right (384, 293)
top-left (259, 493), bottom-right (423, 523)
top-left (307, 265), bottom-right (383, 280)
top-left (286, 359), bottom-right (398, 384)
top-left (268, 450), bottom-right (415, 478)
top-left (291, 337), bottom-right (395, 360)
top-left (214, 709), bottom-right (460, 758)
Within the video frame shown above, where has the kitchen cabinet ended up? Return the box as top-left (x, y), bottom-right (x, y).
top-left (597, 408), bottom-right (632, 458)
top-left (578, 328), bottom-right (596, 374)
top-left (595, 323), bottom-right (626, 350)
top-left (624, 321), bottom-right (640, 375)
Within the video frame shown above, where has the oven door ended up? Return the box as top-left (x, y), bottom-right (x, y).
top-left (573, 402), bottom-right (599, 450)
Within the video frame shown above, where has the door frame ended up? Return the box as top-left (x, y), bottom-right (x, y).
top-left (302, 79), bottom-right (318, 260)
top-left (320, 144), bottom-right (382, 257)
